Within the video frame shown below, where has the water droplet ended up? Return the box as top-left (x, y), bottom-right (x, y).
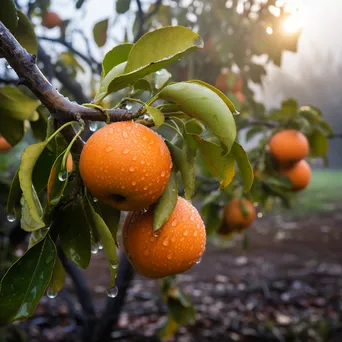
top-left (253, 202), bottom-right (259, 207)
top-left (129, 166), bottom-right (135, 172)
top-left (109, 127), bottom-right (114, 134)
top-left (122, 131), bottom-right (128, 138)
top-left (133, 139), bottom-right (138, 144)
top-left (156, 70), bottom-right (162, 75)
top-left (190, 215), bottom-right (194, 221)
top-left (126, 103), bottom-right (133, 110)
top-left (143, 186), bottom-right (148, 190)
top-left (123, 148), bottom-right (129, 155)
top-left (194, 230), bottom-right (198, 237)
top-left (196, 257), bottom-right (202, 264)
top-left (132, 156), bottom-right (137, 161)
top-left (161, 171), bottom-right (166, 177)
top-left (89, 122), bottom-right (98, 132)
top-left (98, 243), bottom-right (104, 250)
top-left (91, 243), bottom-right (99, 254)
top-left (126, 126), bottom-right (132, 131)
top-left (105, 146), bottom-right (113, 152)
top-left (5, 62), bottom-right (13, 70)
top-left (47, 285), bottom-right (57, 299)
top-left (140, 160), bottom-right (145, 164)
top-left (142, 136), bottom-right (147, 141)
top-left (58, 171), bottom-right (67, 182)
top-left (183, 230), bottom-right (189, 237)
top-left (171, 220), bottom-right (177, 227)
top-left (7, 214), bottom-right (16, 222)
top-left (132, 181), bottom-right (137, 186)
top-left (107, 286), bottom-right (118, 298)
top-left (257, 212), bottom-right (263, 218)
top-left (233, 110), bottom-right (240, 115)
top-left (167, 253), bottom-right (172, 260)
top-left (162, 238), bottom-right (169, 246)
top-left (93, 197), bottom-right (99, 203)
top-left (144, 249), bottom-right (150, 256)
top-left (110, 262), bottom-right (118, 269)
top-left (153, 231), bottom-right (159, 237)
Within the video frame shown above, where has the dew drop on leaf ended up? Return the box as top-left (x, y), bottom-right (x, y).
top-left (107, 285), bottom-right (118, 298)
top-left (7, 214), bottom-right (16, 222)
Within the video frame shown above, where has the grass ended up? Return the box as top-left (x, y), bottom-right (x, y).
top-left (290, 170), bottom-right (342, 216)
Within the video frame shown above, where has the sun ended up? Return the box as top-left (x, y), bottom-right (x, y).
top-left (282, 12), bottom-right (303, 34)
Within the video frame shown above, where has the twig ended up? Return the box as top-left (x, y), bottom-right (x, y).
top-left (38, 36), bottom-right (101, 74)
top-left (0, 22), bottom-right (137, 152)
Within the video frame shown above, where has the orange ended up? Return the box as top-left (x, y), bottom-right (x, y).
top-left (79, 122), bottom-right (172, 211)
top-left (122, 197), bottom-right (206, 279)
top-left (235, 91), bottom-right (245, 104)
top-left (269, 130), bottom-right (309, 165)
top-left (0, 137), bottom-right (11, 152)
top-left (279, 159), bottom-right (311, 191)
top-left (42, 11), bottom-right (62, 29)
top-left (223, 198), bottom-right (256, 231)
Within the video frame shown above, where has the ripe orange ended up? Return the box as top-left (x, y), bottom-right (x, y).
top-left (279, 159), bottom-right (311, 191)
top-left (223, 198), bottom-right (256, 231)
top-left (0, 137), bottom-right (11, 152)
top-left (269, 130), bottom-right (309, 165)
top-left (42, 11), bottom-right (62, 29)
top-left (79, 122), bottom-right (172, 211)
top-left (122, 197), bottom-right (206, 279)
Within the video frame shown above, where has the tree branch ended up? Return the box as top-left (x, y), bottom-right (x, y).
top-left (0, 21), bottom-right (137, 150)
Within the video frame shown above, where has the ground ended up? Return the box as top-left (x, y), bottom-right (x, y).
top-left (6, 171), bottom-right (342, 341)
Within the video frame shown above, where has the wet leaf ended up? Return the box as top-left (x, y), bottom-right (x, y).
top-left (20, 194), bottom-right (44, 232)
top-left (159, 82), bottom-right (236, 153)
top-left (145, 105), bottom-right (164, 127)
top-left (58, 199), bottom-right (91, 269)
top-left (97, 26), bottom-right (203, 101)
top-left (87, 199), bottom-right (118, 288)
top-left (49, 257), bottom-right (65, 293)
top-left (116, 0), bottom-right (131, 14)
top-left (0, 235), bottom-right (56, 324)
top-left (153, 169), bottom-right (178, 231)
top-left (166, 141), bottom-right (195, 200)
top-left (102, 43), bottom-right (133, 77)
top-left (6, 169), bottom-right (21, 218)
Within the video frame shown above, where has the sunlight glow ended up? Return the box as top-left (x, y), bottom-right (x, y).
top-left (282, 12), bottom-right (303, 34)
top-left (266, 26), bottom-right (273, 35)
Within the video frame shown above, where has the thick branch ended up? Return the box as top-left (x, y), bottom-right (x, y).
top-left (0, 22), bottom-right (136, 129)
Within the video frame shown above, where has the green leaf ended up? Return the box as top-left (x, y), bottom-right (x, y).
top-left (0, 115), bottom-right (24, 146)
top-left (167, 292), bottom-right (195, 325)
top-left (159, 82), bottom-right (236, 153)
top-left (195, 136), bottom-right (235, 189)
top-left (231, 141), bottom-right (254, 192)
top-left (47, 150), bottom-right (69, 206)
top-left (245, 126), bottom-right (264, 142)
top-left (201, 198), bottom-right (222, 236)
top-left (19, 141), bottom-right (47, 227)
top-left (159, 315), bottom-right (179, 339)
top-left (0, 0), bottom-right (18, 34)
top-left (20, 194), bottom-right (44, 232)
top-left (102, 43), bottom-right (133, 77)
top-left (97, 202), bottom-right (121, 247)
top-left (49, 257), bottom-right (65, 294)
top-left (263, 175), bottom-right (293, 189)
top-left (0, 235), bottom-right (56, 324)
top-left (30, 106), bottom-right (49, 141)
top-left (97, 26), bottom-right (203, 101)
top-left (15, 10), bottom-right (38, 55)
top-left (309, 129), bottom-right (329, 157)
top-left (58, 199), bottom-right (91, 269)
top-left (187, 80), bottom-right (236, 113)
top-left (6, 169), bottom-right (21, 218)
top-left (153, 169), bottom-right (178, 231)
top-left (0, 86), bottom-right (40, 121)
top-left (146, 105), bottom-right (164, 127)
top-left (116, 0), bottom-right (131, 14)
top-left (281, 98), bottom-right (298, 118)
top-left (154, 69), bottom-right (172, 90)
top-left (166, 141), bottom-right (195, 200)
top-left (87, 200), bottom-right (118, 288)
top-left (132, 79), bottom-right (152, 95)
top-left (93, 18), bottom-right (109, 47)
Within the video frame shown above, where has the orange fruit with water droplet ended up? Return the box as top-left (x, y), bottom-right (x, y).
top-left (269, 130), bottom-right (309, 166)
top-left (223, 198), bottom-right (256, 231)
top-left (0, 137), bottom-right (11, 152)
top-left (122, 196), bottom-right (206, 278)
top-left (79, 122), bottom-right (172, 211)
top-left (42, 11), bottom-right (62, 29)
top-left (279, 159), bottom-right (311, 191)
